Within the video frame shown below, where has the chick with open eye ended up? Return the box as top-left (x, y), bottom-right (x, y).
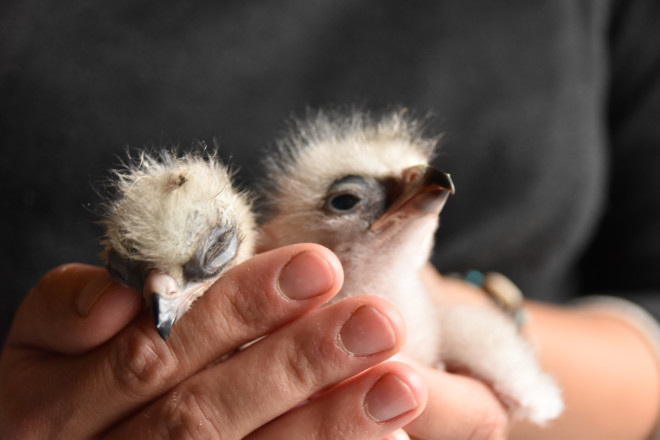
top-left (100, 150), bottom-right (255, 340)
top-left (257, 109), bottom-right (563, 425)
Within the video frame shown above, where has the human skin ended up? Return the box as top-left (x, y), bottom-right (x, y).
top-left (408, 265), bottom-right (660, 440)
top-left (0, 244), bottom-right (428, 439)
top-left (5, 245), bottom-right (653, 439)
top-left (508, 301), bottom-right (660, 439)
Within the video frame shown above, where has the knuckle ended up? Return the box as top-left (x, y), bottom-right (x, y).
top-left (110, 326), bottom-right (177, 393)
top-left (280, 332), bottom-right (335, 391)
top-left (212, 275), bottom-right (275, 340)
top-left (222, 281), bottom-right (260, 331)
top-left (283, 347), bottom-right (317, 389)
top-left (157, 390), bottom-right (223, 439)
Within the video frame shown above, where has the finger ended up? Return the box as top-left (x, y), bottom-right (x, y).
top-left (8, 263), bottom-right (142, 354)
top-left (402, 358), bottom-right (509, 440)
top-left (387, 429), bottom-right (412, 440)
top-left (246, 362), bottom-right (426, 440)
top-left (58, 244), bottom-right (343, 436)
top-left (105, 295), bottom-right (407, 439)
top-left (1, 264), bottom-right (143, 438)
top-left (171, 243), bottom-right (344, 356)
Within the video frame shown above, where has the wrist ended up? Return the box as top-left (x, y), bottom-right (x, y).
top-left (511, 300), bottom-right (660, 440)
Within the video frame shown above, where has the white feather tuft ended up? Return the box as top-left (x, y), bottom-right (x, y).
top-left (101, 150), bottom-right (255, 276)
top-left (260, 108), bottom-right (439, 220)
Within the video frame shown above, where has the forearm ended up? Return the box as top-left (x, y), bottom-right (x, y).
top-left (510, 301), bottom-right (660, 439)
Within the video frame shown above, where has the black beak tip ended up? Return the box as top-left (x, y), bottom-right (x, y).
top-left (156, 322), bottom-right (173, 341)
top-left (423, 167), bottom-right (456, 195)
top-left (151, 295), bottom-right (174, 341)
top-left (438, 171), bottom-right (456, 195)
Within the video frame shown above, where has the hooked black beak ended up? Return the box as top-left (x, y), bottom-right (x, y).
top-left (144, 269), bottom-right (226, 341)
top-left (143, 270), bottom-right (191, 341)
top-left (417, 166), bottom-right (456, 196)
top-left (370, 165), bottom-right (455, 231)
top-left (151, 294), bottom-right (178, 340)
top-left (143, 270), bottom-right (183, 341)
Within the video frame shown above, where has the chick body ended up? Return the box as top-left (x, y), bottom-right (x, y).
top-left (258, 110), bottom-right (563, 424)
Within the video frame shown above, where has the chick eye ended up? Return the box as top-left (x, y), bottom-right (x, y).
top-left (329, 193), bottom-right (362, 211)
top-left (183, 225), bottom-right (238, 281)
top-left (324, 176), bottom-right (371, 214)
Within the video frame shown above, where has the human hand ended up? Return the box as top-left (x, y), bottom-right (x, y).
top-left (400, 265), bottom-right (512, 439)
top-left (420, 264), bottom-right (496, 310)
top-left (0, 243), bottom-right (427, 439)
top-left (393, 354), bottom-right (509, 440)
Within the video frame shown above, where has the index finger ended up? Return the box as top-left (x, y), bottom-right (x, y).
top-left (66, 243), bottom-right (342, 435)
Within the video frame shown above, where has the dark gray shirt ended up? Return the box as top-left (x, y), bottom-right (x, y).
top-left (2, 0), bottom-right (659, 343)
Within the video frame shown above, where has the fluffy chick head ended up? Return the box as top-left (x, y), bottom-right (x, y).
top-left (100, 150), bottom-right (255, 339)
top-left (259, 109), bottom-right (453, 274)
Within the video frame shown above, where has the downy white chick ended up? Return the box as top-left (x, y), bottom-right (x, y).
top-left (100, 151), bottom-right (255, 340)
top-left (258, 110), bottom-right (563, 424)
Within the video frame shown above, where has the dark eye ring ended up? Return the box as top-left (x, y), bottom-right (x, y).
top-left (328, 193), bottom-right (362, 212)
top-left (182, 225), bottom-right (238, 281)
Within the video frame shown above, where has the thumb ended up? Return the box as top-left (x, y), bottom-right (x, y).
top-left (8, 263), bottom-right (143, 354)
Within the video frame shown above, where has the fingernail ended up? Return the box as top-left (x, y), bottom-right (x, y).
top-left (76, 275), bottom-right (114, 317)
top-left (278, 251), bottom-right (335, 300)
top-left (339, 305), bottom-right (396, 356)
top-left (365, 374), bottom-right (418, 422)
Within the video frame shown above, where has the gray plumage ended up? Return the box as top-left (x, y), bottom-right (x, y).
top-left (100, 150), bottom-right (255, 340)
top-left (258, 109), bottom-right (563, 424)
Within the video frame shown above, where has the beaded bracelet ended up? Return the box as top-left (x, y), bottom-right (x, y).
top-left (461, 270), bottom-right (527, 329)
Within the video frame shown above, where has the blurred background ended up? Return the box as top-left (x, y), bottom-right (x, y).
top-left (2, 0), bottom-right (658, 344)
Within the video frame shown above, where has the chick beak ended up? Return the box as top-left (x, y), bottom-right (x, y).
top-left (143, 270), bottom-right (180, 340)
top-left (370, 165), bottom-right (455, 231)
top-left (143, 271), bottom-right (211, 340)
top-left (150, 295), bottom-right (177, 340)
